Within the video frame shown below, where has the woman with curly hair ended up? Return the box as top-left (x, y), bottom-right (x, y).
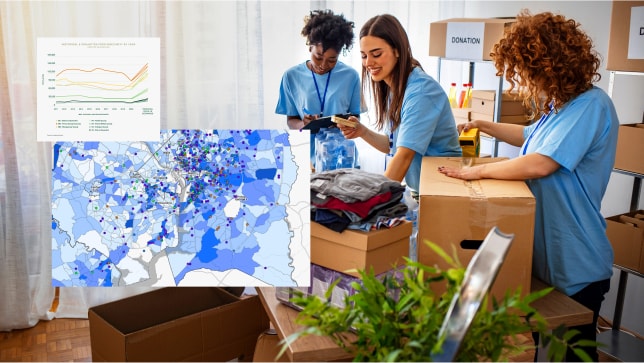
top-left (339, 14), bottom-right (461, 196)
top-left (275, 10), bottom-right (362, 163)
top-left (438, 10), bottom-right (619, 361)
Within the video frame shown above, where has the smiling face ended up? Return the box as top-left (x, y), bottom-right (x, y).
top-left (360, 35), bottom-right (398, 87)
top-left (308, 43), bottom-right (339, 75)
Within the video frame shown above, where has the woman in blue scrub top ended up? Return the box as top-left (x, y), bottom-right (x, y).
top-left (275, 10), bottom-right (362, 163)
top-left (339, 14), bottom-right (461, 196)
top-left (438, 11), bottom-right (619, 362)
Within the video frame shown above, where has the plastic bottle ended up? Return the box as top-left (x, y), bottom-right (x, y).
top-left (462, 83), bottom-right (473, 108)
top-left (448, 82), bottom-right (458, 108)
top-left (458, 83), bottom-right (468, 108)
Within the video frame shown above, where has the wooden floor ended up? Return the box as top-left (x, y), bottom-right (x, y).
top-left (0, 317), bottom-right (622, 362)
top-left (0, 319), bottom-right (91, 362)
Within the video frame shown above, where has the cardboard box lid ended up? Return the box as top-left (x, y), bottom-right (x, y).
top-left (419, 157), bottom-right (534, 199)
top-left (311, 220), bottom-right (412, 251)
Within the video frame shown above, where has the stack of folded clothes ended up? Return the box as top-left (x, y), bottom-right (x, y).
top-left (311, 168), bottom-right (408, 232)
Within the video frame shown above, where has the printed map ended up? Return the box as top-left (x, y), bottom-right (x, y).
top-left (51, 129), bottom-right (310, 287)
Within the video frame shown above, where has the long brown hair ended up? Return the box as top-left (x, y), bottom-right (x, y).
top-left (360, 14), bottom-right (422, 131)
top-left (491, 10), bottom-right (601, 118)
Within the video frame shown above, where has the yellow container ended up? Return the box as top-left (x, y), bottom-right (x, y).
top-left (459, 127), bottom-right (480, 157)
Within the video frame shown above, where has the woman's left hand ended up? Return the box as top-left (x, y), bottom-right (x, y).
top-left (438, 164), bottom-right (484, 180)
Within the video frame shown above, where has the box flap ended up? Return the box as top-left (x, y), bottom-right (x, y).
top-left (89, 309), bottom-right (127, 362)
top-left (420, 157), bottom-right (534, 199)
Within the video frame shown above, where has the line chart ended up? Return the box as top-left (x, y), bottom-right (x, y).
top-left (37, 38), bottom-right (160, 142)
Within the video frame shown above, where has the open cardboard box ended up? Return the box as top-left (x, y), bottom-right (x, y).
top-left (311, 221), bottom-right (412, 278)
top-left (417, 157), bottom-right (535, 300)
top-left (89, 287), bottom-right (269, 362)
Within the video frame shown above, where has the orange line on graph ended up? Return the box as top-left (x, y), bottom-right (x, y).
top-left (56, 63), bottom-right (148, 81)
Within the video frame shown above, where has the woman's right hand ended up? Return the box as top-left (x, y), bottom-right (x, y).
top-left (339, 115), bottom-right (365, 139)
top-left (458, 120), bottom-right (479, 134)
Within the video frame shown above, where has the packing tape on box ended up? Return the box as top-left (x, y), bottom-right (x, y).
top-left (465, 180), bottom-right (489, 233)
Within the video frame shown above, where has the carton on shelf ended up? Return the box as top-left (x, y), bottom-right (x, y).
top-left (605, 210), bottom-right (644, 274)
top-left (417, 157), bottom-right (535, 300)
top-left (606, 1), bottom-right (644, 72)
top-left (429, 18), bottom-right (515, 61)
top-left (311, 221), bottom-right (412, 277)
top-left (451, 107), bottom-right (471, 126)
top-left (88, 287), bottom-right (269, 362)
top-left (614, 123), bottom-right (644, 175)
top-left (470, 90), bottom-right (526, 116)
top-left (470, 112), bottom-right (531, 125)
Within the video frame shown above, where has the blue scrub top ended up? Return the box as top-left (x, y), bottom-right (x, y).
top-left (388, 67), bottom-right (461, 193)
top-left (522, 86), bottom-right (618, 295)
top-left (276, 61), bottom-right (362, 164)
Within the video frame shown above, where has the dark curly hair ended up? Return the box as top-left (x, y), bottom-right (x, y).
top-left (301, 10), bottom-right (355, 55)
top-left (491, 10), bottom-right (602, 118)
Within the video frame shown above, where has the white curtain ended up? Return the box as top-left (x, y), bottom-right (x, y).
top-left (0, 0), bottom-right (449, 331)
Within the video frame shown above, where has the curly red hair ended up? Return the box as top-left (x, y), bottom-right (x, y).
top-left (491, 10), bottom-right (601, 118)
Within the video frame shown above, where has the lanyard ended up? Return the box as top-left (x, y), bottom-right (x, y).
top-left (522, 103), bottom-right (554, 155)
top-left (388, 120), bottom-right (395, 156)
top-left (311, 67), bottom-right (332, 116)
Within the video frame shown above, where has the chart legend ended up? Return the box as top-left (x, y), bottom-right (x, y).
top-left (37, 38), bottom-right (160, 142)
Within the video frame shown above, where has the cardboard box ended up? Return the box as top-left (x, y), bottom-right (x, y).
top-left (253, 331), bottom-right (289, 362)
top-left (311, 221), bottom-right (412, 277)
top-left (606, 210), bottom-right (644, 273)
top-left (88, 287), bottom-right (269, 362)
top-left (470, 90), bottom-right (526, 116)
top-left (451, 107), bottom-right (471, 126)
top-left (606, 1), bottom-right (644, 72)
top-left (470, 112), bottom-right (531, 125)
top-left (451, 107), bottom-right (471, 120)
top-left (614, 123), bottom-right (644, 174)
top-left (429, 18), bottom-right (515, 61)
top-left (275, 263), bottom-right (403, 310)
top-left (417, 157), bottom-right (535, 300)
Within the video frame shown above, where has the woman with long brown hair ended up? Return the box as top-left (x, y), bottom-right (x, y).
top-left (340, 14), bottom-right (461, 197)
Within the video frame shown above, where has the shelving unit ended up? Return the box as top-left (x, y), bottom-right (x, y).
top-left (596, 70), bottom-right (644, 362)
top-left (436, 58), bottom-right (505, 157)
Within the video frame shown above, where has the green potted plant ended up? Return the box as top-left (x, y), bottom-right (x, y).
top-left (282, 241), bottom-right (595, 362)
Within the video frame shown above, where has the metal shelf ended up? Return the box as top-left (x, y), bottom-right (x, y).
top-left (436, 58), bottom-right (504, 157)
top-left (597, 70), bottom-right (644, 361)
